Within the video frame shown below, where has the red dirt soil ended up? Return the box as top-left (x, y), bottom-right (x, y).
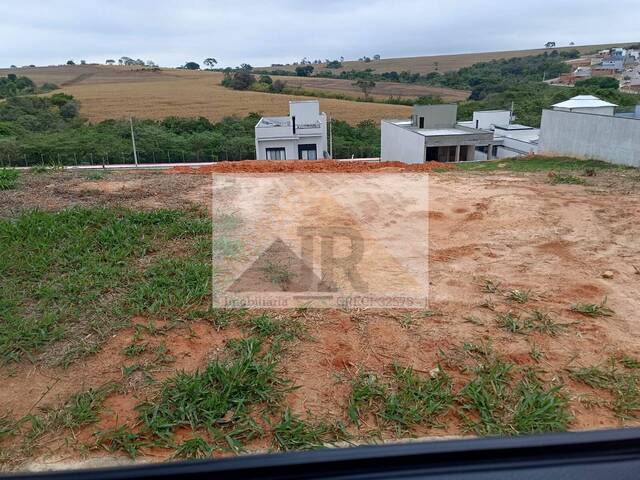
top-left (167, 160), bottom-right (455, 174)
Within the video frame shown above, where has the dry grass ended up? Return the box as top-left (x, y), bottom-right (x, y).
top-left (256, 42), bottom-right (639, 75)
top-left (0, 66), bottom-right (411, 124)
top-left (277, 76), bottom-right (469, 102)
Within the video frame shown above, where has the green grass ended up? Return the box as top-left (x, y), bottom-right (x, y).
top-left (0, 168), bottom-right (20, 190)
top-left (260, 260), bottom-right (296, 289)
top-left (95, 425), bottom-right (148, 459)
top-left (348, 365), bottom-right (455, 432)
top-left (136, 336), bottom-right (289, 448)
top-left (571, 298), bottom-right (614, 317)
top-left (496, 310), bottom-right (567, 336)
top-left (0, 207), bottom-right (212, 364)
top-left (174, 436), bottom-right (215, 459)
top-left (457, 156), bottom-right (625, 173)
top-left (550, 174), bottom-right (587, 185)
top-left (507, 289), bottom-right (531, 304)
top-left (458, 358), bottom-right (570, 435)
top-left (570, 359), bottom-right (640, 419)
top-left (272, 408), bottom-right (346, 451)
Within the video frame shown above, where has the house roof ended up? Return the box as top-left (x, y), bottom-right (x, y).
top-left (552, 95), bottom-right (618, 109)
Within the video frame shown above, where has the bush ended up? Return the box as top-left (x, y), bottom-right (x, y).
top-left (271, 80), bottom-right (287, 93)
top-left (222, 71), bottom-right (256, 91)
top-left (0, 168), bottom-right (19, 190)
top-left (259, 75), bottom-right (273, 85)
top-left (325, 60), bottom-right (343, 69)
top-left (295, 65), bottom-right (314, 77)
top-left (575, 77), bottom-right (620, 90)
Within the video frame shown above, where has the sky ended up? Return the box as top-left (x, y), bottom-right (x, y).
top-left (1, 0), bottom-right (639, 68)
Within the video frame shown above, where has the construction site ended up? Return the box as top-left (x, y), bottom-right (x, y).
top-left (2, 158), bottom-right (640, 471)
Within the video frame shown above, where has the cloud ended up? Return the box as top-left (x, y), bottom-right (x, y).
top-left (1, 0), bottom-right (638, 67)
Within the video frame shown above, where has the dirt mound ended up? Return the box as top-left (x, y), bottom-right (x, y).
top-left (167, 160), bottom-right (455, 174)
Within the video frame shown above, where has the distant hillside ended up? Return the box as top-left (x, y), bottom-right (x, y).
top-left (256, 42), bottom-right (639, 75)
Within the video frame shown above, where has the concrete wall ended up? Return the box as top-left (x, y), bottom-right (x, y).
top-left (381, 121), bottom-right (425, 163)
top-left (472, 111), bottom-right (511, 129)
top-left (412, 104), bottom-right (457, 129)
top-left (256, 135), bottom-right (327, 160)
top-left (539, 109), bottom-right (640, 167)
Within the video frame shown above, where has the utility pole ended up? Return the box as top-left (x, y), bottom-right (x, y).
top-left (130, 117), bottom-right (139, 167)
top-left (329, 116), bottom-right (333, 159)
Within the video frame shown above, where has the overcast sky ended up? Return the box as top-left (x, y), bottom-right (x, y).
top-left (2, 0), bottom-right (638, 68)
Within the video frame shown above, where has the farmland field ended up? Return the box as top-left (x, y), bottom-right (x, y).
top-left (271, 75), bottom-right (470, 101)
top-left (256, 42), bottom-right (639, 75)
top-left (2, 158), bottom-right (640, 471)
top-left (0, 66), bottom-right (414, 124)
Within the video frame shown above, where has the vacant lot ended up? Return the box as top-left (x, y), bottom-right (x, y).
top-left (257, 42), bottom-right (638, 75)
top-left (2, 158), bottom-right (640, 471)
top-left (277, 76), bottom-right (469, 101)
top-left (1, 66), bottom-right (413, 124)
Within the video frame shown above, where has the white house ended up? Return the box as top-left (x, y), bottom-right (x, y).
top-left (457, 110), bottom-right (539, 159)
top-left (255, 100), bottom-right (328, 160)
top-left (381, 105), bottom-right (495, 163)
top-left (551, 95), bottom-right (617, 116)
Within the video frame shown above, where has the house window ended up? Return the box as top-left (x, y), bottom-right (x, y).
top-left (419, 117), bottom-right (425, 129)
top-left (298, 144), bottom-right (317, 160)
top-left (266, 148), bottom-right (286, 160)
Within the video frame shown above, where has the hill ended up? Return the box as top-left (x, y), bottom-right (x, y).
top-left (256, 42), bottom-right (639, 75)
top-left (0, 65), bottom-right (411, 124)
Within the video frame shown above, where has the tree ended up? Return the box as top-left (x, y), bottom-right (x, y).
top-left (373, 54), bottom-right (381, 61)
top-left (575, 76), bottom-right (620, 89)
top-left (184, 61), bottom-right (200, 70)
top-left (295, 65), bottom-right (314, 77)
top-left (80, 60), bottom-right (87, 65)
top-left (353, 79), bottom-right (376, 99)
top-left (66, 60), bottom-right (75, 65)
top-left (271, 79), bottom-right (287, 93)
top-left (545, 41), bottom-right (556, 48)
top-left (239, 63), bottom-right (253, 71)
top-left (204, 58), bottom-right (218, 69)
top-left (259, 74), bottom-right (273, 85)
top-left (105, 59), bottom-right (115, 65)
top-left (326, 60), bottom-right (343, 69)
top-left (222, 71), bottom-right (256, 90)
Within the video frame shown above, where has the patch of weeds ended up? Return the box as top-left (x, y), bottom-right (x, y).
top-left (482, 279), bottom-right (502, 294)
top-left (213, 236), bottom-right (242, 258)
top-left (29, 164), bottom-right (50, 174)
top-left (95, 425), bottom-right (148, 459)
top-left (348, 372), bottom-right (387, 426)
top-left (0, 168), bottom-right (20, 190)
top-left (458, 357), bottom-right (570, 435)
top-left (528, 310), bottom-right (567, 335)
top-left (122, 342), bottom-right (148, 358)
top-left (529, 343), bottom-right (543, 363)
top-left (621, 355), bottom-right (640, 370)
top-left (245, 314), bottom-right (304, 344)
top-left (464, 316), bottom-right (484, 326)
top-left (0, 207), bottom-right (212, 364)
top-left (85, 171), bottom-right (106, 181)
top-left (136, 336), bottom-right (290, 448)
top-left (570, 360), bottom-right (640, 419)
top-left (507, 289), bottom-right (531, 304)
top-left (496, 312), bottom-right (526, 333)
top-left (479, 298), bottom-right (496, 311)
top-left (550, 174), bottom-right (587, 185)
top-left (571, 298), bottom-right (614, 317)
top-left (272, 408), bottom-right (346, 451)
top-left (261, 260), bottom-right (296, 290)
top-left (382, 365), bottom-right (455, 431)
top-left (174, 436), bottom-right (214, 459)
top-left (0, 414), bottom-right (17, 441)
top-left (188, 307), bottom-right (246, 330)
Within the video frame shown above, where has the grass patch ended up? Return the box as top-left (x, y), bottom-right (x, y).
top-left (496, 311), bottom-right (567, 336)
top-left (507, 289), bottom-right (531, 304)
top-left (550, 173), bottom-right (587, 185)
top-left (571, 298), bottom-right (614, 317)
top-left (459, 358), bottom-right (570, 435)
top-left (0, 168), bottom-right (20, 190)
top-left (260, 260), bottom-right (296, 290)
top-left (457, 156), bottom-right (624, 173)
top-left (570, 359), bottom-right (640, 419)
top-left (136, 336), bottom-right (290, 450)
top-left (272, 408), bottom-right (346, 451)
top-left (348, 365), bottom-right (455, 432)
top-left (0, 207), bottom-right (212, 364)
top-left (174, 436), bottom-right (215, 459)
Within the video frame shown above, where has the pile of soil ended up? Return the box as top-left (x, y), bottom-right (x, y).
top-left (167, 160), bottom-right (455, 174)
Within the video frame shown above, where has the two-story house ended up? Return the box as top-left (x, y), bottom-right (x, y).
top-left (254, 100), bottom-right (328, 160)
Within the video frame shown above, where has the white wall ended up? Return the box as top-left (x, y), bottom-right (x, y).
top-left (472, 111), bottom-right (511, 129)
top-left (290, 101), bottom-right (320, 124)
top-left (381, 121), bottom-right (425, 163)
top-left (539, 109), bottom-right (640, 167)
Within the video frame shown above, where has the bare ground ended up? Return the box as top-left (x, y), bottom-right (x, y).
top-left (2, 166), bottom-right (640, 470)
